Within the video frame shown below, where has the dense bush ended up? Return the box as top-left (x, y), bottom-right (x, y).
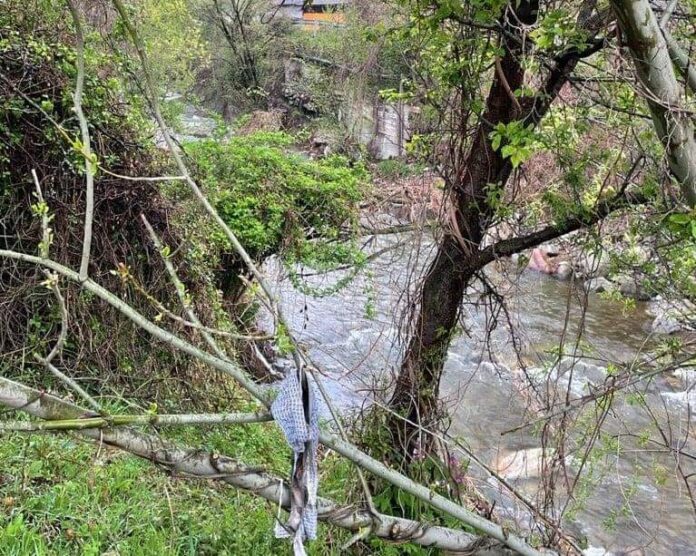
top-left (180, 132), bottom-right (368, 297)
top-left (0, 8), bottom-right (236, 407)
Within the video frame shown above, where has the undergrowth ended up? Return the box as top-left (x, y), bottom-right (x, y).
top-left (0, 423), bottom-right (435, 555)
top-left (175, 132), bottom-right (368, 301)
top-left (0, 12), bottom-right (233, 407)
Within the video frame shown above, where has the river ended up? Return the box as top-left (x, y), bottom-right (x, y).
top-left (172, 100), bottom-right (695, 553)
top-left (260, 232), bottom-right (696, 555)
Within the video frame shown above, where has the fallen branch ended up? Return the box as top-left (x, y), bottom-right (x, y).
top-left (0, 248), bottom-right (541, 556)
top-left (0, 376), bottom-right (491, 553)
top-left (0, 411), bottom-right (272, 431)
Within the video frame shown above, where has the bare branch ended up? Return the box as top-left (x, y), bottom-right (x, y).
top-left (32, 168), bottom-right (100, 411)
top-left (35, 357), bottom-right (102, 414)
top-left (99, 167), bottom-right (188, 182)
top-left (476, 184), bottom-right (647, 268)
top-left (142, 215), bottom-right (239, 359)
top-left (0, 410), bottom-right (272, 431)
top-left (66, 0), bottom-right (96, 280)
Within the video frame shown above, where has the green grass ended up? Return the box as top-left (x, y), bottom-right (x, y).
top-left (0, 423), bottom-right (435, 555)
top-left (0, 422), bottom-right (308, 555)
top-left (0, 425), bottom-right (284, 555)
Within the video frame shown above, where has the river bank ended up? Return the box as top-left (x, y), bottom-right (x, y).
top-left (258, 228), bottom-right (696, 555)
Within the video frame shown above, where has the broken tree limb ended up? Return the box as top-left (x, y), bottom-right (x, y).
top-left (0, 248), bottom-right (541, 556)
top-left (0, 412), bottom-right (273, 431)
top-left (0, 376), bottom-right (489, 552)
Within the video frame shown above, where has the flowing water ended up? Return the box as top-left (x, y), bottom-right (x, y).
top-left (174, 102), bottom-right (695, 553)
top-left (261, 232), bottom-right (696, 555)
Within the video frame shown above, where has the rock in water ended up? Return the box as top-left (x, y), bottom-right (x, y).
top-left (493, 447), bottom-right (545, 480)
top-left (584, 277), bottom-right (615, 294)
top-left (555, 261), bottom-right (572, 280)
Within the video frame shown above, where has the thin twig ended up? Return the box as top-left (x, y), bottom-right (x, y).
top-left (31, 169), bottom-right (52, 259)
top-left (305, 360), bottom-right (380, 521)
top-left (117, 258), bottom-right (270, 341)
top-left (99, 167), bottom-right (188, 182)
top-left (42, 278), bottom-right (67, 365)
top-left (32, 168), bottom-right (100, 411)
top-left (34, 356), bottom-right (102, 413)
top-left (142, 215), bottom-right (237, 359)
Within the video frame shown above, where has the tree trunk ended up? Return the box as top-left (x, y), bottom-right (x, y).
top-left (387, 1), bottom-right (608, 460)
top-left (388, 1), bottom-right (534, 459)
top-left (611, 0), bottom-right (696, 207)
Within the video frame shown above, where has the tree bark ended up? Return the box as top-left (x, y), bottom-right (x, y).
top-left (387, 1), bottom-right (611, 459)
top-left (388, 1), bottom-right (535, 458)
top-left (611, 0), bottom-right (696, 207)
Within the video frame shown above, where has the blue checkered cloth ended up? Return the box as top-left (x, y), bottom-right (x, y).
top-left (271, 368), bottom-right (319, 553)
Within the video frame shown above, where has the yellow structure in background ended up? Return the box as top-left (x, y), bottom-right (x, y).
top-left (301, 9), bottom-right (345, 31)
top-left (274, 0), bottom-right (347, 31)
top-left (302, 10), bottom-right (346, 23)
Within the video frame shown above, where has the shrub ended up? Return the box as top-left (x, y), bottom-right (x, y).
top-left (185, 132), bottom-right (368, 262)
top-left (0, 11), bottom-right (234, 407)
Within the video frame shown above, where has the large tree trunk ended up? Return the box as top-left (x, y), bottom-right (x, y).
top-left (611, 0), bottom-right (696, 207)
top-left (388, 1), bottom-right (535, 459)
top-left (387, 1), bottom-right (608, 460)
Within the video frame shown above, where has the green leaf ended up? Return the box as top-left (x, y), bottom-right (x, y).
top-left (669, 213), bottom-right (690, 225)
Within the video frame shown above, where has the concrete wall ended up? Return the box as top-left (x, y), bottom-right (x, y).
top-left (284, 58), bottom-right (412, 159)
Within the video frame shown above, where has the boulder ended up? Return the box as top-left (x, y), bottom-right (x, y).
top-left (613, 274), bottom-right (653, 301)
top-left (652, 313), bottom-right (683, 334)
top-left (577, 249), bottom-right (610, 279)
top-left (555, 261), bottom-right (573, 280)
top-left (648, 299), bottom-right (696, 334)
top-left (493, 448), bottom-right (545, 480)
top-left (584, 277), bottom-right (615, 294)
top-left (527, 248), bottom-right (557, 275)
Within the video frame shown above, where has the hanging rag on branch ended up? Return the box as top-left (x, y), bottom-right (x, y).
top-left (271, 363), bottom-right (319, 556)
